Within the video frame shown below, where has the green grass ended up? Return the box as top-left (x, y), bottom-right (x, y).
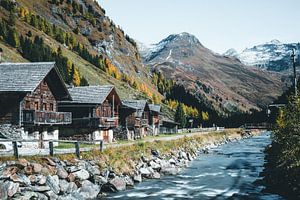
top-left (55, 142), bottom-right (98, 149)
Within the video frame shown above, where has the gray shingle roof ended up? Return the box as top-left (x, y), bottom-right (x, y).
top-left (149, 104), bottom-right (161, 113)
top-left (122, 100), bottom-right (149, 117)
top-left (122, 100), bottom-right (147, 110)
top-left (0, 62), bottom-right (55, 92)
top-left (66, 85), bottom-right (114, 104)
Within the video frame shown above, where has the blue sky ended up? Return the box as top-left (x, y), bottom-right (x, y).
top-left (97, 0), bottom-right (300, 53)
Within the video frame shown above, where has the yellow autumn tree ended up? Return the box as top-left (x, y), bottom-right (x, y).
top-left (72, 68), bottom-right (81, 86)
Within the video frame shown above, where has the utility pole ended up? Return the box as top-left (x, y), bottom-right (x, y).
top-left (291, 49), bottom-right (297, 96)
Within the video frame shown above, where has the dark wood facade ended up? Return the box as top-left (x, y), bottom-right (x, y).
top-left (0, 67), bottom-right (72, 127)
top-left (120, 106), bottom-right (150, 128)
top-left (58, 86), bottom-right (121, 130)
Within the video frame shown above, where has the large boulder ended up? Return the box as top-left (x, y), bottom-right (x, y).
top-left (72, 169), bottom-right (90, 181)
top-left (57, 167), bottom-right (68, 179)
top-left (124, 175), bottom-right (134, 187)
top-left (77, 180), bottom-right (100, 199)
top-left (102, 177), bottom-right (126, 192)
top-left (160, 167), bottom-right (180, 175)
top-left (46, 175), bottom-right (60, 194)
top-left (133, 173), bottom-right (142, 183)
top-left (149, 160), bottom-right (161, 170)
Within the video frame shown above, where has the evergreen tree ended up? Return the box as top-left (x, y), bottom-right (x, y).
top-left (7, 28), bottom-right (19, 47)
top-left (80, 76), bottom-right (89, 86)
top-left (8, 11), bottom-right (16, 26)
top-left (175, 103), bottom-right (186, 128)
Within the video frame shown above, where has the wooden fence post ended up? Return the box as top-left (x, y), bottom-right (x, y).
top-left (75, 142), bottom-right (80, 158)
top-left (12, 141), bottom-right (19, 159)
top-left (49, 141), bottom-right (54, 156)
top-left (99, 140), bottom-right (103, 152)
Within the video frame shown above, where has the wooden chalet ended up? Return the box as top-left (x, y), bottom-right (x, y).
top-left (58, 85), bottom-right (121, 143)
top-left (0, 62), bottom-right (72, 148)
top-left (149, 104), bottom-right (161, 136)
top-left (120, 100), bottom-right (150, 140)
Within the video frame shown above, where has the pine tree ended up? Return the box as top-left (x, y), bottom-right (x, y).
top-left (8, 11), bottom-right (16, 26)
top-left (175, 103), bottom-right (186, 128)
top-left (7, 28), bottom-right (19, 47)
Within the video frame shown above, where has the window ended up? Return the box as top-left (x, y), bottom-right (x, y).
top-left (25, 101), bottom-right (30, 109)
top-left (43, 103), bottom-right (47, 111)
top-left (49, 103), bottom-right (54, 111)
top-left (34, 102), bottom-right (39, 110)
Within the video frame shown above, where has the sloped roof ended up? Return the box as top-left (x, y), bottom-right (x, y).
top-left (149, 104), bottom-right (161, 113)
top-left (122, 100), bottom-right (149, 117)
top-left (122, 100), bottom-right (147, 110)
top-left (65, 85), bottom-right (115, 104)
top-left (0, 62), bottom-right (55, 92)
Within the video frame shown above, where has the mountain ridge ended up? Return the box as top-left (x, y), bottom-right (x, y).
top-left (140, 32), bottom-right (288, 114)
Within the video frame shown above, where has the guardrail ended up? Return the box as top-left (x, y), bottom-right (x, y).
top-left (0, 139), bottom-right (104, 159)
top-left (178, 127), bottom-right (225, 133)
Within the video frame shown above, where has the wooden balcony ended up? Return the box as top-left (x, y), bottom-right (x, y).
top-left (126, 118), bottom-right (148, 127)
top-left (22, 110), bottom-right (72, 125)
top-left (71, 116), bottom-right (119, 129)
top-left (90, 117), bottom-right (119, 128)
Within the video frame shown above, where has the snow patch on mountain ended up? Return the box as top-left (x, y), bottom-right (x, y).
top-left (224, 40), bottom-right (300, 71)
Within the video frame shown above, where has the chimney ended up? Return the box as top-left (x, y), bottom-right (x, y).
top-left (0, 48), bottom-right (3, 63)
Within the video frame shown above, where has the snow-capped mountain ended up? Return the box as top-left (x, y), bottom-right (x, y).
top-left (224, 40), bottom-right (300, 72)
top-left (138, 32), bottom-right (285, 114)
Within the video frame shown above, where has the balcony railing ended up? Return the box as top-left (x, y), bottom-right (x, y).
top-left (95, 117), bottom-right (119, 128)
top-left (22, 110), bottom-right (72, 125)
top-left (126, 118), bottom-right (148, 127)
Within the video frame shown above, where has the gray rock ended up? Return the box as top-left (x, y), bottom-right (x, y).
top-left (66, 166), bottom-right (81, 173)
top-left (169, 158), bottom-right (177, 165)
top-left (94, 175), bottom-right (107, 185)
top-left (1, 181), bottom-right (20, 198)
top-left (133, 173), bottom-right (142, 183)
top-left (102, 177), bottom-right (126, 192)
top-left (57, 167), bottom-right (68, 179)
top-left (36, 192), bottom-right (48, 200)
top-left (58, 192), bottom-right (84, 200)
top-left (152, 172), bottom-right (161, 179)
top-left (13, 191), bottom-right (38, 200)
top-left (31, 185), bottom-right (51, 192)
top-left (77, 180), bottom-right (100, 199)
top-left (59, 179), bottom-right (70, 193)
top-left (66, 182), bottom-right (78, 194)
top-left (160, 167), bottom-right (180, 175)
top-left (124, 176), bottom-right (134, 187)
top-left (37, 175), bottom-right (47, 185)
top-left (139, 167), bottom-right (151, 176)
top-left (72, 169), bottom-right (89, 181)
top-left (46, 175), bottom-right (60, 194)
top-left (179, 151), bottom-right (188, 160)
top-left (10, 174), bottom-right (31, 186)
top-left (149, 160), bottom-right (161, 170)
top-left (85, 163), bottom-right (100, 176)
top-left (45, 190), bottom-right (59, 200)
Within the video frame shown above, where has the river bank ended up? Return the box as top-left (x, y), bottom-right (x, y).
top-left (0, 129), bottom-right (258, 199)
top-left (262, 142), bottom-right (300, 199)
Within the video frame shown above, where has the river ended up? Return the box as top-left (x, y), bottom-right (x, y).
top-left (105, 132), bottom-right (284, 200)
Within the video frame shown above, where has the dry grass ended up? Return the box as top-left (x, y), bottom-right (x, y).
top-left (0, 130), bottom-right (243, 175)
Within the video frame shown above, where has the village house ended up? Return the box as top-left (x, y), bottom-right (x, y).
top-left (0, 62), bottom-right (72, 149)
top-left (120, 100), bottom-right (150, 140)
top-left (58, 85), bottom-right (121, 143)
top-left (149, 104), bottom-right (161, 136)
top-left (160, 117), bottom-right (179, 134)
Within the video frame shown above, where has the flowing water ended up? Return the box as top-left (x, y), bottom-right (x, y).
top-left (105, 132), bottom-right (284, 200)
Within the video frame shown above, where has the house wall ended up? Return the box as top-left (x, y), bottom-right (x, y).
top-left (22, 80), bottom-right (57, 112)
top-left (0, 94), bottom-right (23, 125)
